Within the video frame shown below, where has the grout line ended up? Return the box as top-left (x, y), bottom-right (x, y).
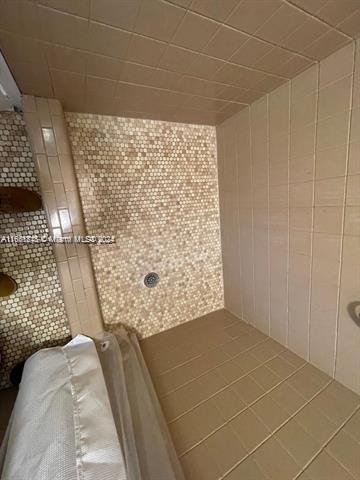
top-left (332, 40), bottom-right (357, 378)
top-left (110, 79), bottom-right (248, 105)
top-left (249, 105), bottom-right (256, 328)
top-left (38, 0), bottom-right (322, 65)
top-left (177, 354), bottom-right (307, 457)
top-left (160, 0), bottom-right (316, 65)
top-left (316, 69), bottom-right (354, 91)
top-left (2, 10), bottom-right (295, 81)
top-left (160, 334), bottom-right (270, 399)
top-left (234, 111), bottom-right (244, 321)
top-left (68, 74), bottom-right (249, 107)
top-left (232, 107), bottom-right (252, 325)
top-left (148, 318), bottom-right (243, 375)
top-left (32, 35), bottom-right (269, 96)
top-left (266, 93), bottom-right (271, 337)
top-left (153, 0), bottom-right (191, 70)
top-left (306, 61), bottom-right (320, 363)
top-left (284, 0), bottom-right (354, 41)
top-left (23, 0), bottom-right (357, 116)
top-left (167, 344), bottom-right (298, 425)
top-left (293, 404), bottom-right (360, 480)
top-left (290, 97), bottom-right (355, 140)
top-left (167, 347), bottom-right (289, 425)
top-left (285, 80), bottom-right (291, 348)
top-left (221, 377), bottom-right (334, 479)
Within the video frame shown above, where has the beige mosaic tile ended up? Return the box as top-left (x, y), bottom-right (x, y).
top-left (66, 113), bottom-right (223, 337)
top-left (0, 112), bottom-right (70, 390)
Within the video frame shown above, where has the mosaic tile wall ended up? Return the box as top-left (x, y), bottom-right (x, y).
top-left (0, 112), bottom-right (70, 389)
top-left (66, 114), bottom-right (223, 337)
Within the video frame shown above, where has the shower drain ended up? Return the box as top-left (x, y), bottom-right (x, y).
top-left (144, 272), bottom-right (159, 288)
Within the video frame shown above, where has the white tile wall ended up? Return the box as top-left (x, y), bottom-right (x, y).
top-left (217, 41), bottom-right (360, 394)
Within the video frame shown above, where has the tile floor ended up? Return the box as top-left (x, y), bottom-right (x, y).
top-left (141, 309), bottom-right (360, 480)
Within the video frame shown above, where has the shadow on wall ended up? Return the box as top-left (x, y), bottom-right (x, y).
top-left (348, 302), bottom-right (360, 327)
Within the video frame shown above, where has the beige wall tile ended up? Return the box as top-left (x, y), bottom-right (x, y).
top-left (290, 154), bottom-right (314, 183)
top-left (350, 108), bottom-right (360, 144)
top-left (291, 123), bottom-right (316, 158)
top-left (288, 301), bottom-right (309, 359)
top-left (58, 208), bottom-right (72, 233)
top-left (344, 206), bottom-right (360, 236)
top-left (346, 175), bottom-right (360, 205)
top-left (38, 6), bottom-right (88, 50)
top-left (41, 127), bottom-right (57, 156)
top-left (54, 182), bottom-right (68, 209)
top-left (291, 64), bottom-right (318, 101)
top-left (22, 95), bottom-right (104, 338)
top-left (90, 0), bottom-right (140, 30)
top-left (348, 141), bottom-right (360, 175)
top-left (316, 111), bottom-right (351, 151)
top-left (35, 97), bottom-right (52, 127)
top-left (314, 206), bottom-right (343, 234)
top-left (269, 160), bottom-right (288, 186)
top-left (47, 155), bottom-right (62, 183)
top-left (134, 0), bottom-right (185, 42)
top-left (290, 230), bottom-right (312, 256)
top-left (319, 43), bottom-right (355, 89)
top-left (87, 21), bottom-right (131, 58)
top-left (51, 115), bottom-right (71, 155)
top-left (217, 40), bottom-right (359, 395)
top-left (315, 177), bottom-right (346, 206)
top-left (304, 28), bottom-right (350, 60)
top-left (43, 191), bottom-right (60, 229)
top-left (58, 154), bottom-right (77, 191)
top-left (68, 256), bottom-right (81, 281)
top-left (204, 26), bottom-right (248, 61)
top-left (35, 154), bottom-right (53, 193)
top-left (290, 182), bottom-right (313, 208)
top-left (291, 93), bottom-right (317, 130)
top-left (48, 98), bottom-right (63, 116)
top-left (290, 207), bottom-right (312, 231)
top-left (269, 132), bottom-right (289, 165)
top-left (318, 75), bottom-right (353, 121)
top-left (256, 2), bottom-right (308, 45)
top-left (316, 144), bottom-right (348, 179)
top-left (22, 95), bottom-right (37, 113)
top-left (23, 112), bottom-right (45, 154)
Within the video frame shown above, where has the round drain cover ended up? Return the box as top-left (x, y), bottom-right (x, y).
top-left (144, 272), bottom-right (159, 288)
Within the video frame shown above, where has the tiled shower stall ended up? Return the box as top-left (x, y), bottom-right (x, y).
top-left (0, 1), bottom-right (360, 479)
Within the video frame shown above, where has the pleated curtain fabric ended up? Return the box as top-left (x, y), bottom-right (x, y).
top-left (96, 329), bottom-right (185, 480)
top-left (0, 331), bottom-right (184, 480)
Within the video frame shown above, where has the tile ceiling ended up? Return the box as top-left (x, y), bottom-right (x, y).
top-left (0, 0), bottom-right (359, 125)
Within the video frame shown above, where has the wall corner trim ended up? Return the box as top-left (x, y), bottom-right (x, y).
top-left (22, 94), bottom-right (104, 338)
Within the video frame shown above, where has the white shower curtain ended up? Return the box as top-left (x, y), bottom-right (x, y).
top-left (0, 330), bottom-right (184, 480)
top-left (96, 329), bottom-right (185, 480)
